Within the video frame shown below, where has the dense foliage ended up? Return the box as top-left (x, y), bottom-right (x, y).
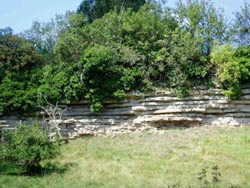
top-left (0, 33), bottom-right (44, 115)
top-left (0, 0), bottom-right (250, 115)
top-left (0, 125), bottom-right (60, 175)
top-left (211, 45), bottom-right (250, 98)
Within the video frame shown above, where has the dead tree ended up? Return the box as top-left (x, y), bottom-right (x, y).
top-left (38, 96), bottom-right (67, 140)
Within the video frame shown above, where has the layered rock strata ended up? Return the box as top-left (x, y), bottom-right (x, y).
top-left (2, 88), bottom-right (250, 139)
top-left (57, 88), bottom-right (250, 138)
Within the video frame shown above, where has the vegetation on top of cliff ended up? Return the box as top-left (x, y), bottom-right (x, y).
top-left (0, 0), bottom-right (250, 115)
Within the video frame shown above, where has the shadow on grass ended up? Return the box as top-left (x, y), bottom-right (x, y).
top-left (41, 161), bottom-right (77, 176)
top-left (0, 161), bottom-right (17, 176)
top-left (0, 160), bottom-right (77, 177)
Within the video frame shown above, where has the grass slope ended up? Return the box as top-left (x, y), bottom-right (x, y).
top-left (0, 126), bottom-right (250, 188)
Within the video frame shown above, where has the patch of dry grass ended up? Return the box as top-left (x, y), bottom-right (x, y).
top-left (0, 126), bottom-right (250, 188)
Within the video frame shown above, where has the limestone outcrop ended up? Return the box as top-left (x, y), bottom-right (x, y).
top-left (54, 88), bottom-right (250, 138)
top-left (2, 88), bottom-right (250, 139)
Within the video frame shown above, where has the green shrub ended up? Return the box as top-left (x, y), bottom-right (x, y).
top-left (1, 124), bottom-right (60, 175)
top-left (81, 45), bottom-right (141, 111)
top-left (176, 86), bottom-right (190, 98)
top-left (211, 44), bottom-right (250, 99)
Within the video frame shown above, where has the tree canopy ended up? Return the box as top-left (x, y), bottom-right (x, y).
top-left (232, 1), bottom-right (250, 46)
top-left (0, 0), bottom-right (250, 116)
top-left (77, 0), bottom-right (147, 22)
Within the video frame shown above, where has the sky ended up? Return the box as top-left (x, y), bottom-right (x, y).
top-left (0, 0), bottom-right (82, 33)
top-left (0, 0), bottom-right (247, 34)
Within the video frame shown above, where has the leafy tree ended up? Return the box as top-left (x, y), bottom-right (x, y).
top-left (0, 34), bottom-right (44, 115)
top-left (54, 27), bottom-right (87, 64)
top-left (119, 5), bottom-right (173, 80)
top-left (0, 22), bottom-right (87, 116)
top-left (0, 27), bottom-right (13, 37)
top-left (1, 0), bottom-right (247, 115)
top-left (174, 0), bottom-right (227, 56)
top-left (211, 44), bottom-right (250, 98)
top-left (0, 34), bottom-right (43, 78)
top-left (163, 28), bottom-right (208, 95)
top-left (37, 63), bottom-right (85, 104)
top-left (80, 45), bottom-right (140, 111)
top-left (77, 0), bottom-right (147, 22)
top-left (21, 12), bottom-right (84, 62)
top-left (56, 5), bottom-right (170, 94)
top-left (22, 21), bottom-right (57, 55)
top-left (232, 1), bottom-right (250, 46)
top-left (56, 4), bottom-right (213, 101)
top-left (0, 73), bottom-right (37, 115)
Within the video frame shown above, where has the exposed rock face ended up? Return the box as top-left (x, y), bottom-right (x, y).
top-left (0, 120), bottom-right (16, 142)
top-left (2, 88), bottom-right (250, 139)
top-left (52, 88), bottom-right (250, 138)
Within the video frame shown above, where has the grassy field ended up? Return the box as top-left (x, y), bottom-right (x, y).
top-left (0, 126), bottom-right (250, 188)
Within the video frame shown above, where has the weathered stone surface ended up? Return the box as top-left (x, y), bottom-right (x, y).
top-left (57, 88), bottom-right (250, 138)
top-left (64, 119), bottom-right (77, 124)
top-left (133, 115), bottom-right (202, 127)
top-left (2, 88), bottom-right (250, 139)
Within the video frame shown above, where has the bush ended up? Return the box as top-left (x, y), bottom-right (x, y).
top-left (211, 44), bottom-right (250, 99)
top-left (81, 45), bottom-right (141, 111)
top-left (0, 124), bottom-right (60, 175)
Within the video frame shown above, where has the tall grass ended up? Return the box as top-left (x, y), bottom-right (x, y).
top-left (0, 126), bottom-right (249, 188)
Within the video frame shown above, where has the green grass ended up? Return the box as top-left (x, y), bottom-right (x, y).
top-left (1, 126), bottom-right (250, 188)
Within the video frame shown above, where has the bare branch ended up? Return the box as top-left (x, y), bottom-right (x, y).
top-left (38, 93), bottom-right (67, 140)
